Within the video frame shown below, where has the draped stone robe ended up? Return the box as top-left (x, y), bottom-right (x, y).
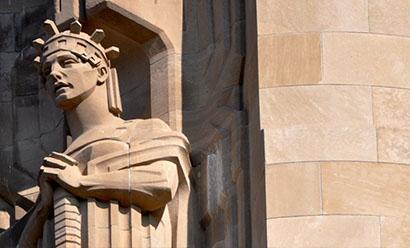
top-left (43, 118), bottom-right (191, 248)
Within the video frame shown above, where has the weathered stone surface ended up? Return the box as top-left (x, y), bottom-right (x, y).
top-left (0, 103), bottom-right (13, 148)
top-left (322, 162), bottom-right (410, 216)
top-left (377, 127), bottom-right (410, 164)
top-left (0, 53), bottom-right (17, 102)
top-left (38, 89), bottom-right (64, 134)
top-left (0, 14), bottom-right (15, 52)
top-left (267, 215), bottom-right (380, 247)
top-left (181, 1), bottom-right (247, 245)
top-left (257, 0), bottom-right (368, 35)
top-left (260, 85), bottom-right (373, 128)
top-left (381, 216), bottom-right (410, 247)
top-left (13, 50), bottom-right (40, 97)
top-left (0, 147), bottom-right (13, 192)
top-left (99, 25), bottom-right (151, 120)
top-left (15, 4), bottom-right (53, 51)
top-left (260, 86), bottom-right (377, 164)
top-left (258, 34), bottom-right (321, 88)
top-left (265, 163), bottom-right (321, 218)
top-left (14, 0), bottom-right (55, 51)
top-left (373, 87), bottom-right (410, 129)
top-left (15, 96), bottom-right (39, 141)
top-left (87, 0), bottom-right (183, 53)
top-left (322, 33), bottom-right (410, 89)
top-left (16, 138), bottom-right (45, 178)
top-left (0, 0), bottom-right (49, 12)
top-left (369, 0), bottom-right (410, 37)
top-left (372, 87), bottom-right (410, 164)
top-left (264, 127), bottom-right (377, 164)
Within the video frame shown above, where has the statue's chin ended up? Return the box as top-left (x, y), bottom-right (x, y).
top-left (56, 96), bottom-right (79, 111)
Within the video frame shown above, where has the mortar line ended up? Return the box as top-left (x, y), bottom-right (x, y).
top-left (266, 160), bottom-right (410, 167)
top-left (267, 213), bottom-right (382, 220)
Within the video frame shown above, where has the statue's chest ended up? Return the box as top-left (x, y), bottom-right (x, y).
top-left (68, 139), bottom-right (130, 175)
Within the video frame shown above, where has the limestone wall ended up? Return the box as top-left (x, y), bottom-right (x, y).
top-left (0, 0), bottom-right (63, 207)
top-left (256, 0), bottom-right (410, 246)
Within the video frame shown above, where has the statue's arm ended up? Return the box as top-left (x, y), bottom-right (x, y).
top-left (49, 160), bottom-right (179, 211)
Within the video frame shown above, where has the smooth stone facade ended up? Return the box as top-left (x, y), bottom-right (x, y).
top-left (253, 0), bottom-right (410, 247)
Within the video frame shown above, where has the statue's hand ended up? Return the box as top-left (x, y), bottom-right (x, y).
top-left (40, 152), bottom-right (83, 195)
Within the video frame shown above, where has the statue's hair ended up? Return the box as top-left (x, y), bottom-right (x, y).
top-left (32, 19), bottom-right (122, 116)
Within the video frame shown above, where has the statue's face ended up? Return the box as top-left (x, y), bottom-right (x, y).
top-left (42, 50), bottom-right (99, 110)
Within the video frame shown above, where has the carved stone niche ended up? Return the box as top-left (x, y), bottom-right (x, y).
top-left (79, 0), bottom-right (180, 127)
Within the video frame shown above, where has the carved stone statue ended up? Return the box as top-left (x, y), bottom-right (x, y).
top-left (13, 19), bottom-right (191, 248)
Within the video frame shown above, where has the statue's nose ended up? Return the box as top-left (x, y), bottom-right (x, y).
top-left (49, 64), bottom-right (64, 80)
top-left (50, 71), bottom-right (63, 80)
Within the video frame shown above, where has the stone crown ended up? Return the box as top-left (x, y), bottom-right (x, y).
top-left (32, 19), bottom-right (120, 69)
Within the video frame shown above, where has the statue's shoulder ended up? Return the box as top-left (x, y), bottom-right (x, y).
top-left (127, 118), bottom-right (172, 132)
top-left (125, 118), bottom-right (190, 149)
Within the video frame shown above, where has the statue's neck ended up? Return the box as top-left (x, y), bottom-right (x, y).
top-left (65, 85), bottom-right (123, 141)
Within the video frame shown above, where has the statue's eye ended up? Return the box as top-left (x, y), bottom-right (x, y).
top-left (62, 58), bottom-right (78, 67)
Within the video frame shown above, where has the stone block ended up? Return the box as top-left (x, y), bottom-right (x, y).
top-left (260, 86), bottom-right (377, 164)
top-left (15, 96), bottom-right (39, 141)
top-left (39, 125), bottom-right (65, 155)
top-left (15, 4), bottom-right (54, 51)
top-left (381, 216), bottom-right (410, 247)
top-left (258, 34), bottom-right (321, 88)
top-left (257, 0), bottom-right (368, 35)
top-left (372, 87), bottom-right (410, 129)
top-left (0, 53), bottom-right (17, 102)
top-left (0, 13), bottom-right (15, 52)
top-left (260, 85), bottom-right (373, 128)
top-left (265, 163), bottom-right (321, 218)
top-left (322, 162), bottom-right (410, 216)
top-left (0, 102), bottom-right (13, 148)
top-left (377, 127), bottom-right (410, 164)
top-left (13, 51), bottom-right (40, 97)
top-left (0, 147), bottom-right (13, 191)
top-left (267, 215), bottom-right (380, 247)
top-left (38, 89), bottom-right (64, 134)
top-left (322, 33), bottom-right (410, 89)
top-left (369, 0), bottom-right (410, 37)
top-left (264, 126), bottom-right (377, 164)
top-left (16, 138), bottom-right (45, 177)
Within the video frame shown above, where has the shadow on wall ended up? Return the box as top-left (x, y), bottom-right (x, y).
top-left (83, 21), bottom-right (151, 121)
top-left (181, 0), bottom-right (250, 247)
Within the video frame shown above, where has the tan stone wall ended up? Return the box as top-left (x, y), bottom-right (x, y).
top-left (257, 0), bottom-right (410, 246)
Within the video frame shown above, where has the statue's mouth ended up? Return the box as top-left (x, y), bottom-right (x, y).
top-left (54, 82), bottom-right (71, 94)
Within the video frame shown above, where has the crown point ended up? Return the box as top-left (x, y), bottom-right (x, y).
top-left (70, 20), bottom-right (82, 34)
top-left (90, 29), bottom-right (105, 43)
top-left (43, 19), bottom-right (60, 36)
top-left (32, 38), bottom-right (45, 51)
top-left (33, 56), bottom-right (41, 69)
top-left (105, 46), bottom-right (120, 60)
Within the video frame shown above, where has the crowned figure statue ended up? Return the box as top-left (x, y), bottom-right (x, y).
top-left (8, 19), bottom-right (191, 248)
